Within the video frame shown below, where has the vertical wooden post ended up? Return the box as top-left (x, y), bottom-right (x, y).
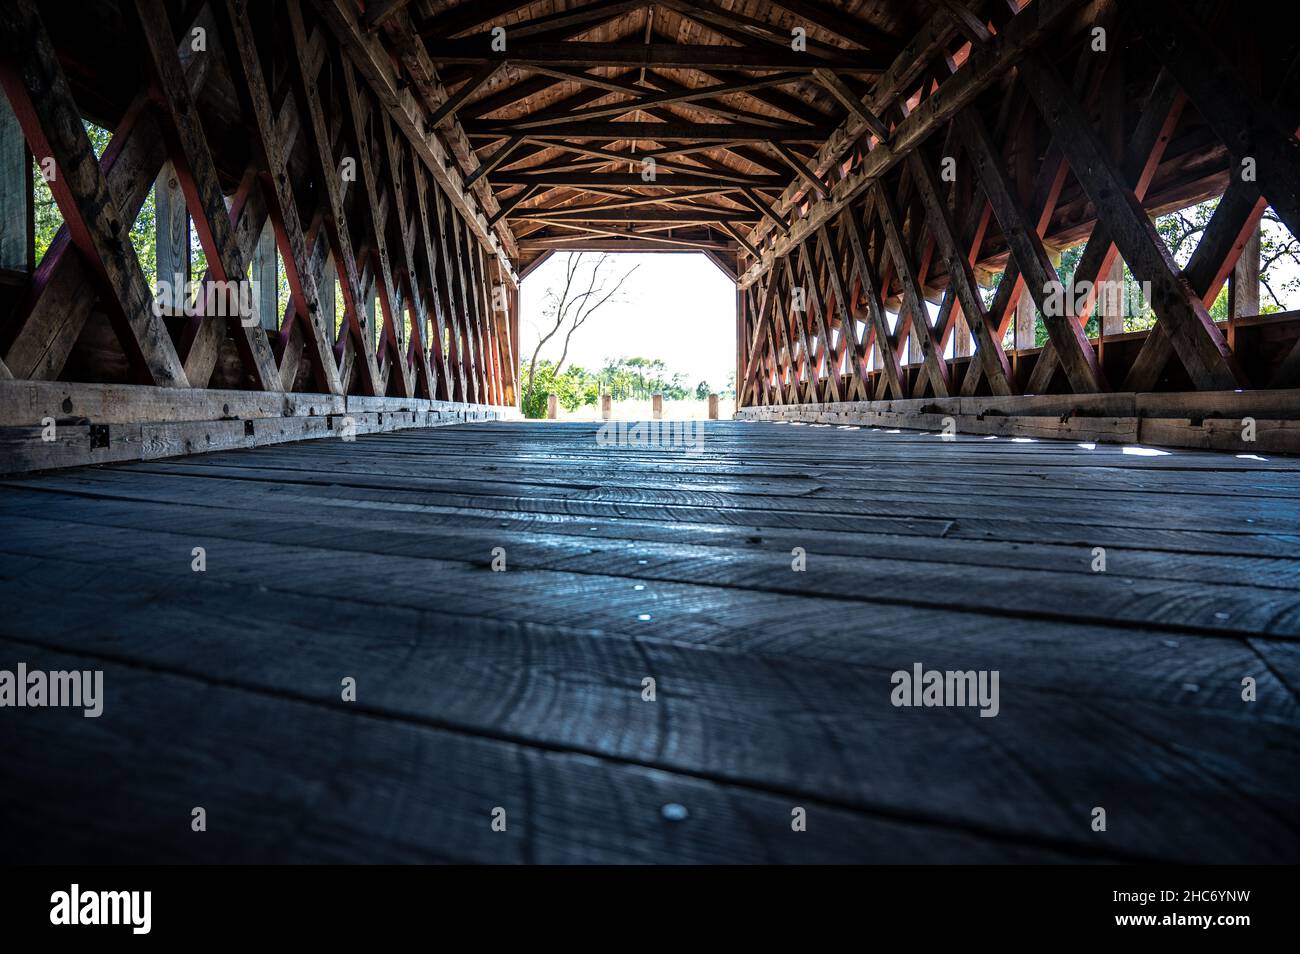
top-left (652, 393), bottom-right (663, 419)
top-left (953, 311), bottom-right (972, 358)
top-left (364, 283), bottom-right (377, 354)
top-left (546, 392), bottom-right (558, 419)
top-left (1229, 225), bottom-right (1261, 319)
top-left (1098, 56), bottom-right (1127, 364)
top-left (1098, 256), bottom-right (1124, 366)
top-left (474, 243), bottom-right (502, 405)
top-left (1099, 257), bottom-right (1125, 336)
top-left (708, 393), bottom-right (719, 420)
top-left (508, 282), bottom-right (520, 405)
top-left (1014, 293), bottom-right (1035, 351)
top-left (155, 160), bottom-right (188, 314)
top-left (601, 393), bottom-right (612, 420)
top-left (252, 221), bottom-right (277, 331)
top-left (736, 279), bottom-right (745, 408)
top-left (320, 253), bottom-right (336, 344)
top-left (1229, 224), bottom-right (1261, 351)
top-left (0, 92), bottom-right (28, 272)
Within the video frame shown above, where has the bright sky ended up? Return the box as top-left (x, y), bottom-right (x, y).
top-left (518, 252), bottom-right (736, 391)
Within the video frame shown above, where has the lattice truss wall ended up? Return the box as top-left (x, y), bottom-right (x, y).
top-left (0, 0), bottom-right (520, 417)
top-left (733, 0), bottom-right (1300, 441)
top-left (2, 0), bottom-right (1299, 461)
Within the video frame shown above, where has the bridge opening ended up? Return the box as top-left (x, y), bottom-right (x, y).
top-left (517, 250), bottom-right (737, 420)
top-left (0, 0), bottom-right (1298, 875)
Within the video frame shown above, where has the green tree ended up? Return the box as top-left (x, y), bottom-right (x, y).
top-left (34, 122), bottom-right (164, 292)
top-left (521, 252), bottom-right (638, 413)
top-left (520, 360), bottom-right (600, 418)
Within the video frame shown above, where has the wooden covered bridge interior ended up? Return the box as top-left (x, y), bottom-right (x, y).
top-left (0, 0), bottom-right (1298, 864)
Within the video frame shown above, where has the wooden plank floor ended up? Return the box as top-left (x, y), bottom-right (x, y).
top-left (1, 420), bottom-right (1298, 863)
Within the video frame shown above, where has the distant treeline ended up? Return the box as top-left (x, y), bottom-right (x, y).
top-left (522, 357), bottom-right (734, 418)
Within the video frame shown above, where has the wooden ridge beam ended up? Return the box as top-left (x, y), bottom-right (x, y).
top-left (656, 0), bottom-right (884, 66)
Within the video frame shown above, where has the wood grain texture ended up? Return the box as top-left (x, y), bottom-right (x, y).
top-left (0, 419), bottom-right (1296, 863)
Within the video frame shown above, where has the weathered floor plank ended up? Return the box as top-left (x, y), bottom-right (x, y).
top-left (0, 420), bottom-right (1297, 863)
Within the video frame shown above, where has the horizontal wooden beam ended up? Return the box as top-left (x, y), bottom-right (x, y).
top-left (519, 236), bottom-right (736, 251)
top-left (522, 139), bottom-right (777, 183)
top-left (467, 120), bottom-right (832, 142)
top-left (423, 41), bottom-right (873, 71)
top-left (487, 72), bottom-right (809, 129)
top-left (0, 380), bottom-right (516, 474)
top-left (518, 208), bottom-right (756, 223)
top-left (736, 390), bottom-right (1300, 454)
top-left (492, 171), bottom-right (788, 188)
